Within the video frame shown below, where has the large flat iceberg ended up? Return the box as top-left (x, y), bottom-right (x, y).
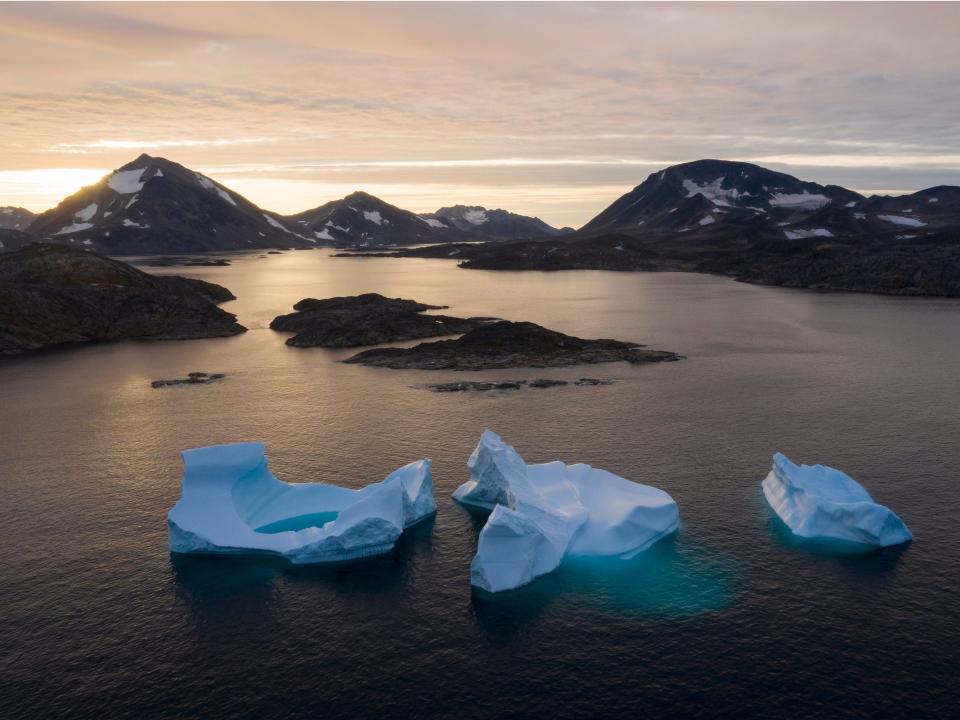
top-left (168, 442), bottom-right (436, 563)
top-left (762, 452), bottom-right (911, 547)
top-left (454, 430), bottom-right (679, 592)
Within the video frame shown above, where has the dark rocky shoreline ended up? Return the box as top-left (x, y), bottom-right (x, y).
top-left (345, 320), bottom-right (683, 370)
top-left (0, 245), bottom-right (244, 356)
top-left (270, 293), bottom-right (493, 347)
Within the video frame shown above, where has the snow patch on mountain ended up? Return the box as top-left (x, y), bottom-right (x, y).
top-left (784, 228), bottom-right (834, 240)
top-left (108, 168), bottom-right (146, 194)
top-left (463, 209), bottom-right (489, 225)
top-left (769, 192), bottom-right (831, 210)
top-left (75, 203), bottom-right (98, 222)
top-left (263, 214), bottom-right (289, 231)
top-left (698, 215), bottom-right (716, 226)
top-left (363, 210), bottom-right (384, 225)
top-left (878, 214), bottom-right (927, 227)
top-left (54, 222), bottom-right (94, 235)
top-left (683, 176), bottom-right (750, 207)
top-left (195, 173), bottom-right (238, 206)
top-left (423, 218), bottom-right (446, 228)
top-left (123, 219), bottom-right (149, 229)
top-left (315, 229), bottom-right (334, 240)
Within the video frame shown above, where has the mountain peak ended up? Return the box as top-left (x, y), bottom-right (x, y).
top-left (23, 154), bottom-right (312, 253)
top-left (583, 159), bottom-right (863, 233)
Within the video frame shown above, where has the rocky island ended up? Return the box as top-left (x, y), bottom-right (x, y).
top-left (270, 292), bottom-right (491, 347)
top-left (0, 244), bottom-right (245, 355)
top-left (344, 320), bottom-right (682, 370)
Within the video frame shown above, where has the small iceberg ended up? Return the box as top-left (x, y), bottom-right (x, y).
top-left (454, 430), bottom-right (679, 593)
top-left (168, 442), bottom-right (436, 563)
top-left (762, 452), bottom-right (911, 547)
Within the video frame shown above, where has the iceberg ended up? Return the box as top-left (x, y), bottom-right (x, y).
top-left (762, 452), bottom-right (911, 547)
top-left (454, 430), bottom-right (679, 592)
top-left (168, 442), bottom-right (436, 563)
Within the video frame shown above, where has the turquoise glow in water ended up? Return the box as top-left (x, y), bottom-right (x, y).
top-left (255, 511), bottom-right (340, 534)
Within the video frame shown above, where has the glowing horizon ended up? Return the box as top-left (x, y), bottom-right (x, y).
top-left (2, 2), bottom-right (958, 227)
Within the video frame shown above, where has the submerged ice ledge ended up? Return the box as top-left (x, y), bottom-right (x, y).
top-left (454, 430), bottom-right (679, 593)
top-left (168, 442), bottom-right (436, 563)
top-left (762, 452), bottom-right (911, 548)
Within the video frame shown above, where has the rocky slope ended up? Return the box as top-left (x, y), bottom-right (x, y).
top-left (343, 320), bottom-right (682, 369)
top-left (0, 207), bottom-right (35, 231)
top-left (419, 205), bottom-right (572, 241)
top-left (282, 191), bottom-right (451, 248)
top-left (0, 229), bottom-right (34, 253)
top-left (0, 244), bottom-right (244, 355)
top-left (25, 155), bottom-right (313, 254)
top-left (270, 293), bottom-right (490, 347)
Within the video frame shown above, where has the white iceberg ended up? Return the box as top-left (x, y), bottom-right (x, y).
top-left (454, 430), bottom-right (679, 592)
top-left (168, 442), bottom-right (436, 563)
top-left (762, 453), bottom-right (911, 547)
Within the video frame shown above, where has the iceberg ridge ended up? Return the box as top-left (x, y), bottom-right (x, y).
top-left (455, 430), bottom-right (679, 592)
top-left (168, 442), bottom-right (435, 563)
top-left (762, 452), bottom-right (911, 547)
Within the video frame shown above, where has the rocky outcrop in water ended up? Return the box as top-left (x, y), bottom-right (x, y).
top-left (345, 320), bottom-right (682, 370)
top-left (151, 372), bottom-right (226, 388)
top-left (0, 244), bottom-right (245, 356)
top-left (270, 293), bottom-right (491, 347)
top-left (421, 377), bottom-right (617, 392)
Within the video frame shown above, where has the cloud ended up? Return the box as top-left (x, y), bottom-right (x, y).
top-left (0, 2), bottom-right (957, 225)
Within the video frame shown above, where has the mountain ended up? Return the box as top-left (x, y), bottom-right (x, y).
top-left (582, 159), bottom-right (864, 234)
top-left (283, 191), bottom-right (451, 247)
top-left (419, 205), bottom-right (573, 240)
top-left (357, 160), bottom-right (960, 297)
top-left (0, 207), bottom-right (35, 231)
top-left (579, 159), bottom-right (960, 241)
top-left (0, 244), bottom-right (244, 355)
top-left (283, 193), bottom-right (571, 247)
top-left (25, 154), bottom-right (313, 254)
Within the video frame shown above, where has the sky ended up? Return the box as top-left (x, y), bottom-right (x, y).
top-left (1, 1), bottom-right (959, 228)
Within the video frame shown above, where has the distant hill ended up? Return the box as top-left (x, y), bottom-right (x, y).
top-left (419, 205), bottom-right (572, 241)
top-left (283, 191), bottom-right (449, 248)
top-left (282, 194), bottom-right (570, 248)
top-left (25, 154), bottom-right (313, 254)
top-left (0, 207), bottom-right (36, 231)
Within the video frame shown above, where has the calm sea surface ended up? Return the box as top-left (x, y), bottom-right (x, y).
top-left (1, 251), bottom-right (958, 718)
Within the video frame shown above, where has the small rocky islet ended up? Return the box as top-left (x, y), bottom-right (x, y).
top-left (423, 378), bottom-right (616, 393)
top-left (269, 292), bottom-right (493, 347)
top-left (343, 319), bottom-right (683, 370)
top-left (271, 293), bottom-right (682, 372)
top-left (151, 372), bottom-right (226, 388)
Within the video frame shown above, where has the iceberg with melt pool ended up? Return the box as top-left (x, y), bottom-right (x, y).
top-left (454, 430), bottom-right (679, 592)
top-left (168, 442), bottom-right (435, 563)
top-left (762, 452), bottom-right (911, 547)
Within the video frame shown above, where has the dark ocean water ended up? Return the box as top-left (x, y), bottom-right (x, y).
top-left (1, 252), bottom-right (958, 719)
